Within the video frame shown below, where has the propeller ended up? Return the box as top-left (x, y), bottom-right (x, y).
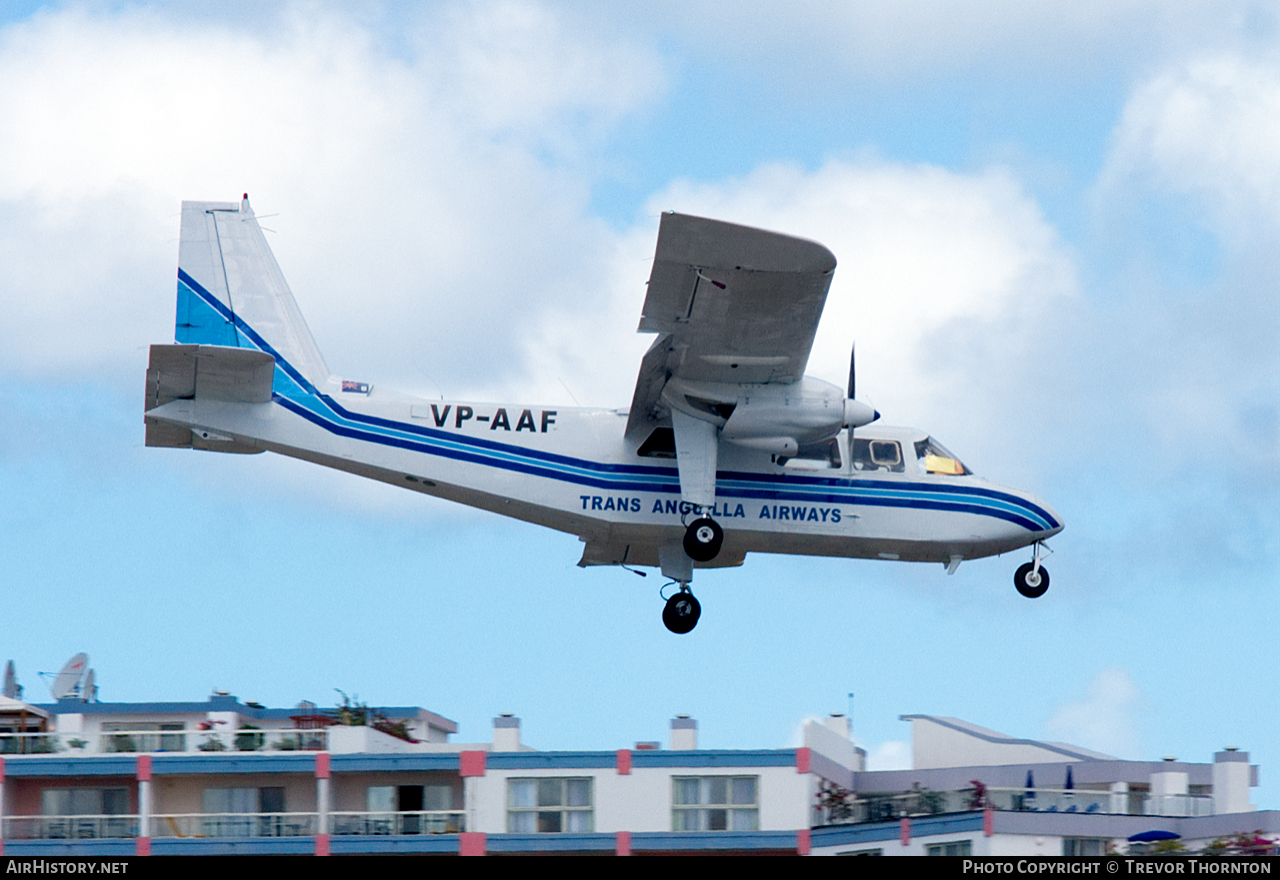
top-left (848, 342), bottom-right (856, 400)
top-left (842, 341), bottom-right (879, 429)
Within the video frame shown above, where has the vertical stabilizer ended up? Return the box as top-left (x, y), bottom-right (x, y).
top-left (175, 196), bottom-right (330, 392)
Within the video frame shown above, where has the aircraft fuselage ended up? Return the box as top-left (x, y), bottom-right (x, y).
top-left (149, 372), bottom-right (1062, 574)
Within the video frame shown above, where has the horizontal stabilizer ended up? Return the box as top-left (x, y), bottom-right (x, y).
top-left (144, 344), bottom-right (274, 451)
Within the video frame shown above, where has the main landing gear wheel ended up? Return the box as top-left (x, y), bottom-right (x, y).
top-left (683, 517), bottom-right (723, 562)
top-left (1014, 562), bottom-right (1050, 598)
top-left (663, 590), bottom-right (702, 634)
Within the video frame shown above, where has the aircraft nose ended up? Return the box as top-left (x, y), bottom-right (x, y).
top-left (1032, 496), bottom-right (1065, 537)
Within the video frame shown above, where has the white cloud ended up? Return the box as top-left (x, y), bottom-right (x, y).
top-left (421, 1), bottom-right (662, 148)
top-left (0, 3), bottom-right (664, 391)
top-left (1099, 55), bottom-right (1280, 242)
top-left (1044, 667), bottom-right (1144, 758)
top-left (865, 739), bottom-right (911, 771)
top-left (1085, 53), bottom-right (1280, 525)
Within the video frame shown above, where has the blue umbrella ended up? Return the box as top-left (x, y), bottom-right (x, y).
top-left (1128, 830), bottom-right (1180, 842)
top-left (1065, 765), bottom-right (1074, 790)
top-left (1025, 770), bottom-right (1035, 803)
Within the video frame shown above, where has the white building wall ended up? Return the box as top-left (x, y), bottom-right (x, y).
top-left (598, 768), bottom-right (667, 832)
top-left (757, 766), bottom-right (812, 831)
top-left (472, 763), bottom-right (814, 835)
top-left (982, 832), bottom-right (1062, 857)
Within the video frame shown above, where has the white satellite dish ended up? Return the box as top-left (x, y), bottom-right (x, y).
top-left (82, 669), bottom-right (96, 703)
top-left (3, 660), bottom-right (16, 699)
top-left (51, 653), bottom-right (88, 700)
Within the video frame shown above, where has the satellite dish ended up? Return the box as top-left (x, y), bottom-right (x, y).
top-left (82, 669), bottom-right (96, 703)
top-left (3, 660), bottom-right (16, 699)
top-left (51, 653), bottom-right (88, 700)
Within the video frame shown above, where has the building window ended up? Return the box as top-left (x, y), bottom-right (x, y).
top-left (927, 840), bottom-right (973, 856)
top-left (1064, 838), bottom-right (1108, 856)
top-left (39, 788), bottom-right (131, 839)
top-left (507, 778), bottom-right (593, 832)
top-left (42, 788), bottom-right (129, 817)
top-left (202, 787), bottom-right (287, 837)
top-left (364, 784), bottom-right (459, 834)
top-left (672, 776), bottom-right (758, 831)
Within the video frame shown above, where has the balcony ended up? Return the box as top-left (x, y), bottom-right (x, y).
top-left (3, 815), bottom-right (139, 840)
top-left (0, 734), bottom-right (62, 755)
top-left (0, 729), bottom-right (329, 755)
top-left (329, 811), bottom-right (466, 835)
top-left (814, 786), bottom-right (1216, 826)
top-left (153, 813), bottom-right (318, 839)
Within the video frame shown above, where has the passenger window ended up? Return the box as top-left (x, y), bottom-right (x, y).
top-left (779, 437), bottom-right (842, 470)
top-left (637, 428), bottom-right (676, 459)
top-left (852, 439), bottom-right (904, 473)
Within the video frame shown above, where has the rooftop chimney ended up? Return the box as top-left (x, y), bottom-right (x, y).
top-left (823, 713), bottom-right (851, 739)
top-left (1213, 748), bottom-right (1255, 814)
top-left (671, 714), bottom-right (697, 750)
top-left (493, 714), bottom-right (521, 752)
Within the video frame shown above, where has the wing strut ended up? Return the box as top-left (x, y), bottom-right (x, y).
top-left (670, 409), bottom-right (718, 508)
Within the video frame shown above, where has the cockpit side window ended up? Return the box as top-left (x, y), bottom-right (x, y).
top-left (914, 437), bottom-right (970, 476)
top-left (852, 438), bottom-right (905, 473)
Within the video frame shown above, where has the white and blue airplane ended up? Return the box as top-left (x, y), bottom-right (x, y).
top-left (144, 196), bottom-right (1062, 633)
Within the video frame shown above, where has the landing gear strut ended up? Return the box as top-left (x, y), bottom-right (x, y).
top-left (1014, 542), bottom-right (1051, 598)
top-left (662, 586), bottom-right (701, 634)
top-left (683, 517), bottom-right (723, 562)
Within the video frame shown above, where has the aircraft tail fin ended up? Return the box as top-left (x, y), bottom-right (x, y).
top-left (175, 195), bottom-right (330, 393)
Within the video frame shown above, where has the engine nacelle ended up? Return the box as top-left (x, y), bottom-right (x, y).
top-left (661, 376), bottom-right (880, 454)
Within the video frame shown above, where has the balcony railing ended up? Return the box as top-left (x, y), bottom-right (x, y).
top-left (0, 729), bottom-right (328, 755)
top-left (330, 811), bottom-right (466, 835)
top-left (4, 812), bottom-right (465, 840)
top-left (153, 813), bottom-right (318, 838)
top-left (3, 815), bottom-right (139, 840)
top-left (0, 734), bottom-right (63, 755)
top-left (102, 729), bottom-right (329, 754)
top-left (1143, 794), bottom-right (1215, 817)
top-left (816, 786), bottom-right (1216, 826)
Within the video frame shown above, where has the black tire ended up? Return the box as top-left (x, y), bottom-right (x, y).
top-left (683, 517), bottom-right (724, 562)
top-left (662, 592), bottom-right (702, 634)
top-left (1015, 562), bottom-right (1049, 598)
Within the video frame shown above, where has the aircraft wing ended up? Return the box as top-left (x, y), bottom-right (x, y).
top-left (625, 213), bottom-right (836, 442)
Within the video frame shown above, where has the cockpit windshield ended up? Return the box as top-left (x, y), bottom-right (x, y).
top-left (914, 437), bottom-right (970, 476)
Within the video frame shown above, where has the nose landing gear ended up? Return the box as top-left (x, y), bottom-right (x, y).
top-left (1014, 542), bottom-right (1051, 598)
top-left (662, 585), bottom-right (702, 634)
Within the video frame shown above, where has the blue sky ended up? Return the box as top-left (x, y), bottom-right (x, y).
top-left (0, 2), bottom-right (1276, 807)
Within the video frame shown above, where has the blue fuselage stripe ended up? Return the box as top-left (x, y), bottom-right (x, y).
top-left (174, 270), bottom-right (1060, 533)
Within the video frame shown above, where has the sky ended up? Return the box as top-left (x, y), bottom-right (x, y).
top-left (0, 1), bottom-right (1276, 807)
